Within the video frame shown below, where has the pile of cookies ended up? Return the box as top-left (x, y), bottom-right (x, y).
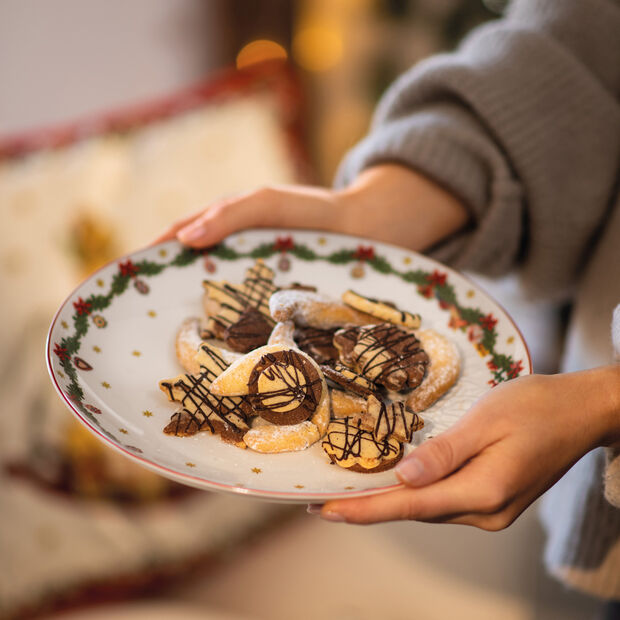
top-left (159, 260), bottom-right (460, 474)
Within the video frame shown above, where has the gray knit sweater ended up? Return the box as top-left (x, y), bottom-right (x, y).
top-left (336, 0), bottom-right (620, 599)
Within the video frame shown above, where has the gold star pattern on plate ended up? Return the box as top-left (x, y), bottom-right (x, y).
top-left (317, 237), bottom-right (327, 246)
top-left (142, 410), bottom-right (153, 417)
top-left (132, 350), bottom-right (141, 357)
top-left (61, 320), bottom-right (69, 329)
top-left (466, 289), bottom-right (475, 298)
top-left (507, 336), bottom-right (515, 344)
top-left (96, 278), bottom-right (105, 288)
top-left (158, 249), bottom-right (167, 258)
top-left (119, 428), bottom-right (128, 434)
top-left (147, 310), bottom-right (157, 318)
top-left (58, 371), bottom-right (65, 378)
top-left (251, 467), bottom-right (262, 474)
top-left (403, 256), bottom-right (412, 265)
top-left (294, 484), bottom-right (305, 489)
top-left (93, 345), bottom-right (101, 353)
top-left (185, 462), bottom-right (196, 468)
top-left (237, 237), bottom-right (246, 245)
top-left (101, 381), bottom-right (111, 389)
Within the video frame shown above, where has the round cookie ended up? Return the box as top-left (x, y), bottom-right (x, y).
top-left (248, 349), bottom-right (322, 425)
top-left (322, 417), bottom-right (403, 473)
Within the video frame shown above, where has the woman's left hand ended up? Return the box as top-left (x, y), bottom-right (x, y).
top-left (309, 367), bottom-right (620, 529)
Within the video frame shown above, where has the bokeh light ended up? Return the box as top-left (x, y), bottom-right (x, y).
top-left (236, 39), bottom-right (288, 70)
top-left (293, 23), bottom-right (343, 72)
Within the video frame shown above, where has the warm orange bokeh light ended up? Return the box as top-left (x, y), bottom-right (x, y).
top-left (236, 39), bottom-right (288, 69)
top-left (293, 24), bottom-right (343, 72)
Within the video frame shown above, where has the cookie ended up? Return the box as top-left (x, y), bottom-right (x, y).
top-left (268, 320), bottom-right (297, 348)
top-left (362, 394), bottom-right (424, 443)
top-left (322, 417), bottom-right (403, 473)
top-left (247, 349), bottom-right (323, 425)
top-left (321, 363), bottom-right (379, 397)
top-left (269, 289), bottom-right (379, 330)
top-left (175, 317), bottom-right (206, 374)
top-left (160, 371), bottom-right (253, 444)
top-left (294, 326), bottom-right (339, 364)
top-left (406, 329), bottom-right (460, 412)
top-left (223, 307), bottom-right (274, 353)
top-left (334, 323), bottom-right (429, 392)
top-left (330, 389), bottom-right (366, 419)
top-left (342, 290), bottom-right (421, 329)
top-left (203, 259), bottom-right (277, 339)
top-left (243, 419), bottom-right (321, 453)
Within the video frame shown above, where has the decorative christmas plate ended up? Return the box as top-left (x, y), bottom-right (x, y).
top-left (46, 230), bottom-right (531, 503)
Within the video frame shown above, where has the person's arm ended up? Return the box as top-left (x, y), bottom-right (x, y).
top-left (308, 364), bottom-right (620, 528)
top-left (156, 164), bottom-right (468, 251)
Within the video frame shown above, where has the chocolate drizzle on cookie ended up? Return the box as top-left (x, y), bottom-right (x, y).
top-left (321, 363), bottom-right (378, 397)
top-left (248, 349), bottom-right (322, 425)
top-left (334, 323), bottom-right (429, 392)
top-left (322, 417), bottom-right (403, 473)
top-left (204, 260), bottom-right (278, 336)
top-left (294, 326), bottom-right (339, 364)
top-left (224, 307), bottom-right (274, 352)
top-left (364, 394), bottom-right (423, 443)
top-left (160, 346), bottom-right (253, 442)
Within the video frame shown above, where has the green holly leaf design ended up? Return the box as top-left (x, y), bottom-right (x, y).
top-left (401, 270), bottom-right (428, 285)
top-left (170, 247), bottom-right (202, 266)
top-left (110, 272), bottom-right (130, 295)
top-left (249, 243), bottom-right (276, 259)
top-left (134, 260), bottom-right (166, 276)
top-left (326, 249), bottom-right (356, 264)
top-left (368, 255), bottom-right (392, 274)
top-left (210, 244), bottom-right (241, 260)
top-left (87, 294), bottom-right (111, 311)
top-left (290, 244), bottom-right (317, 260)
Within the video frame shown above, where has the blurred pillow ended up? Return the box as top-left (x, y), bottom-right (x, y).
top-left (0, 61), bottom-right (304, 619)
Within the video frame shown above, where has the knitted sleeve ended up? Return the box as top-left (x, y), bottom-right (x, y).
top-left (335, 0), bottom-right (620, 301)
top-left (605, 305), bottom-right (620, 508)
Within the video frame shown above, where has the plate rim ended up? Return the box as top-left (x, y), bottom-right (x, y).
top-left (46, 229), bottom-right (532, 502)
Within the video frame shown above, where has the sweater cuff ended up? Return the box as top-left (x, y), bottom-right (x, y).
top-left (604, 304), bottom-right (620, 508)
top-left (334, 101), bottom-right (523, 277)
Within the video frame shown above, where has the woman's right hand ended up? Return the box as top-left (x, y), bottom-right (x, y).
top-left (154, 164), bottom-right (469, 251)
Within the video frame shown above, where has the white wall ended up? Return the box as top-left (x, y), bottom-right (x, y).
top-left (0, 0), bottom-right (221, 135)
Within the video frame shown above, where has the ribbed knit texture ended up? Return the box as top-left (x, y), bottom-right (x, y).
top-left (335, 0), bottom-right (620, 599)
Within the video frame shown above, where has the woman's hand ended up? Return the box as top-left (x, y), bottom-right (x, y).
top-left (309, 366), bottom-right (620, 530)
top-left (155, 164), bottom-right (469, 251)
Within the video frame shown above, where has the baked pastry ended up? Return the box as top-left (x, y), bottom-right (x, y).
top-left (342, 290), bottom-right (421, 329)
top-left (406, 329), bottom-right (460, 412)
top-left (269, 289), bottom-right (378, 330)
top-left (333, 323), bottom-right (429, 392)
top-left (322, 417), bottom-right (403, 473)
top-left (361, 394), bottom-right (424, 443)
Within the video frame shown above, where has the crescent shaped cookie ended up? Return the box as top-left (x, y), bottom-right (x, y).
top-left (406, 329), bottom-right (460, 412)
top-left (175, 317), bottom-right (206, 374)
top-left (269, 289), bottom-right (379, 330)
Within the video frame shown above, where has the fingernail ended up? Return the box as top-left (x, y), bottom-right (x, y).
top-left (306, 505), bottom-right (345, 522)
top-left (307, 504), bottom-right (322, 515)
top-left (178, 225), bottom-right (203, 243)
top-left (395, 456), bottom-right (425, 485)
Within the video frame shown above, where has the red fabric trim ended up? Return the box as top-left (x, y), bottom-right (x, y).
top-left (0, 60), bottom-right (312, 181)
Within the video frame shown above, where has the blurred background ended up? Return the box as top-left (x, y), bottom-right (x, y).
top-left (0, 1), bottom-right (591, 619)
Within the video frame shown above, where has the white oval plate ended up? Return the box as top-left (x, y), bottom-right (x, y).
top-left (46, 230), bottom-right (531, 503)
